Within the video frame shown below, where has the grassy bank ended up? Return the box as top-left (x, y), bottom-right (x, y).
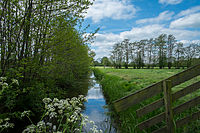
top-left (93, 68), bottom-right (200, 133)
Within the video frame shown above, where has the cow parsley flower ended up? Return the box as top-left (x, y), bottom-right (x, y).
top-left (21, 110), bottom-right (31, 117)
top-left (49, 112), bottom-right (57, 119)
top-left (37, 121), bottom-right (46, 130)
top-left (2, 82), bottom-right (8, 89)
top-left (12, 79), bottom-right (19, 85)
top-left (0, 77), bottom-right (7, 82)
top-left (42, 98), bottom-right (52, 104)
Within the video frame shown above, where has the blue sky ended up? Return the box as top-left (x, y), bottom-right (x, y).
top-left (83, 0), bottom-right (200, 59)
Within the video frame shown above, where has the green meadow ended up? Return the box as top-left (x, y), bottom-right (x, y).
top-left (93, 67), bottom-right (200, 133)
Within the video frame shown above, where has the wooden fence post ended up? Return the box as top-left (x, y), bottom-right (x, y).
top-left (163, 80), bottom-right (175, 133)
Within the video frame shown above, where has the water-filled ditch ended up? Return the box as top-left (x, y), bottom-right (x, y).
top-left (83, 73), bottom-right (116, 133)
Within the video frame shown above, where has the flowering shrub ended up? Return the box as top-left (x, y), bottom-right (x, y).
top-left (0, 77), bottom-right (19, 95)
top-left (0, 77), bottom-right (103, 133)
top-left (22, 96), bottom-right (103, 133)
top-left (0, 118), bottom-right (14, 132)
top-left (0, 77), bottom-right (20, 111)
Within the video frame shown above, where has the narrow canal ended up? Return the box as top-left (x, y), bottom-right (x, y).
top-left (83, 73), bottom-right (116, 133)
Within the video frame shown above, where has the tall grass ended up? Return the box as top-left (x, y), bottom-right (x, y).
top-left (93, 68), bottom-right (200, 133)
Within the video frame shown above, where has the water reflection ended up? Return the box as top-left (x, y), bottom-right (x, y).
top-left (83, 73), bottom-right (116, 133)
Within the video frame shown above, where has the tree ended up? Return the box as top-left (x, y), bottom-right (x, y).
top-left (101, 57), bottom-right (111, 68)
top-left (130, 42), bottom-right (137, 69)
top-left (121, 39), bottom-right (130, 69)
top-left (167, 34), bottom-right (176, 69)
top-left (89, 50), bottom-right (96, 67)
top-left (184, 43), bottom-right (199, 68)
top-left (155, 34), bottom-right (167, 69)
top-left (135, 40), bottom-right (146, 69)
top-left (111, 42), bottom-right (123, 69)
top-left (0, 0), bottom-right (94, 81)
top-left (175, 42), bottom-right (184, 68)
top-left (146, 38), bottom-right (154, 68)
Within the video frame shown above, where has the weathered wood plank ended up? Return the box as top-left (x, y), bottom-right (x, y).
top-left (173, 81), bottom-right (200, 100)
top-left (176, 111), bottom-right (200, 128)
top-left (137, 112), bottom-right (165, 130)
top-left (152, 126), bottom-right (167, 133)
top-left (113, 64), bottom-right (200, 112)
top-left (173, 96), bottom-right (200, 114)
top-left (163, 80), bottom-right (174, 133)
top-left (167, 64), bottom-right (200, 87)
top-left (136, 81), bottom-right (200, 117)
top-left (137, 96), bottom-right (200, 130)
top-left (152, 111), bottom-right (200, 133)
top-left (136, 98), bottom-right (164, 117)
top-left (114, 81), bottom-right (163, 112)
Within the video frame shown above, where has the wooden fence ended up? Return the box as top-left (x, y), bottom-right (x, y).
top-left (113, 64), bottom-right (200, 133)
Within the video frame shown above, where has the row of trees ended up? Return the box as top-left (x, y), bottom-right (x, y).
top-left (109, 34), bottom-right (200, 69)
top-left (0, 0), bottom-right (95, 85)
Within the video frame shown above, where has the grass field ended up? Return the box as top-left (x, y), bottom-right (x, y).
top-left (93, 67), bottom-right (200, 133)
top-left (99, 68), bottom-right (183, 88)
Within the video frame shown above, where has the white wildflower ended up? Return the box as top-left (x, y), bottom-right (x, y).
top-left (4, 118), bottom-right (10, 121)
top-left (2, 82), bottom-right (8, 89)
top-left (21, 95), bottom-right (100, 133)
top-left (58, 110), bottom-right (63, 114)
top-left (11, 79), bottom-right (19, 85)
top-left (46, 104), bottom-right (55, 112)
top-left (53, 125), bottom-right (56, 131)
top-left (74, 128), bottom-right (80, 132)
top-left (37, 121), bottom-right (46, 130)
top-left (21, 110), bottom-right (31, 117)
top-left (49, 112), bottom-right (57, 119)
top-left (42, 98), bottom-right (52, 104)
top-left (100, 129), bottom-right (103, 133)
top-left (90, 120), bottom-right (95, 125)
top-left (55, 131), bottom-right (62, 133)
top-left (53, 98), bottom-right (59, 103)
top-left (22, 124), bottom-right (36, 133)
top-left (71, 97), bottom-right (77, 101)
top-left (46, 122), bottom-right (52, 127)
top-left (0, 77), bottom-right (7, 82)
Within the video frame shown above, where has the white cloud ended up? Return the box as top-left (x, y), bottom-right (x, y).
top-left (176, 5), bottom-right (200, 17)
top-left (120, 24), bottom-right (200, 41)
top-left (136, 11), bottom-right (174, 24)
top-left (85, 0), bottom-right (137, 23)
top-left (159, 0), bottom-right (183, 5)
top-left (179, 40), bottom-right (200, 44)
top-left (170, 13), bottom-right (200, 28)
top-left (92, 24), bottom-right (200, 59)
top-left (94, 33), bottom-right (122, 46)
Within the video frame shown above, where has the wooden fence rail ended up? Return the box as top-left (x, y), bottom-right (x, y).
top-left (113, 64), bottom-right (200, 133)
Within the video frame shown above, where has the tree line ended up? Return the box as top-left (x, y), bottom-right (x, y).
top-left (98, 34), bottom-right (200, 69)
top-left (0, 0), bottom-right (96, 85)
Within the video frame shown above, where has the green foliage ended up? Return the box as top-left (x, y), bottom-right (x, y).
top-left (0, 1), bottom-right (96, 132)
top-left (101, 57), bottom-right (112, 68)
top-left (42, 16), bottom-right (91, 87)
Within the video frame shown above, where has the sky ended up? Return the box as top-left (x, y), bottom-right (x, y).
top-left (82, 0), bottom-right (200, 59)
